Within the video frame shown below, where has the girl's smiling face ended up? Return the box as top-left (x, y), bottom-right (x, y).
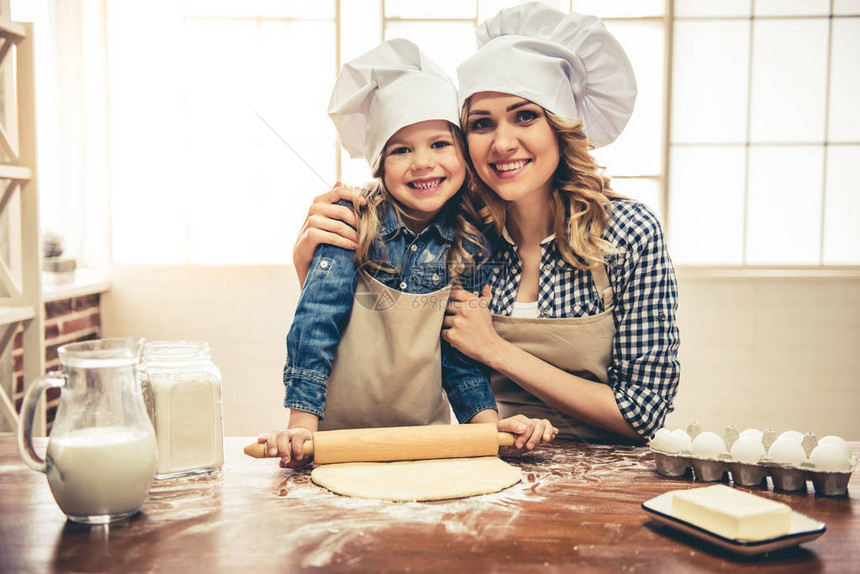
top-left (465, 92), bottom-right (560, 203)
top-left (382, 120), bottom-right (466, 229)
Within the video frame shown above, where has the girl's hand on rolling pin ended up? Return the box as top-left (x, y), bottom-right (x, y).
top-left (498, 415), bottom-right (558, 456)
top-left (293, 183), bottom-right (365, 286)
top-left (257, 428), bottom-right (314, 469)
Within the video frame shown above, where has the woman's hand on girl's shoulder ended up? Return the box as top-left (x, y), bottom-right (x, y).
top-left (498, 414), bottom-right (558, 456)
top-left (293, 183), bottom-right (366, 286)
top-left (257, 427), bottom-right (314, 469)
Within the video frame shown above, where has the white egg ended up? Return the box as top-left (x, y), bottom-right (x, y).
top-left (739, 428), bottom-right (763, 442)
top-left (670, 429), bottom-right (692, 453)
top-left (650, 428), bottom-right (673, 451)
top-left (767, 437), bottom-right (808, 466)
top-left (809, 442), bottom-right (852, 472)
top-left (650, 428), bottom-right (690, 454)
top-left (730, 435), bottom-right (766, 464)
top-left (817, 435), bottom-right (851, 459)
top-left (691, 431), bottom-right (728, 459)
top-left (777, 430), bottom-right (804, 444)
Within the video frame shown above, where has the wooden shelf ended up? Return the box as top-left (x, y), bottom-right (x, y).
top-left (0, 164), bottom-right (31, 181)
top-left (0, 16), bottom-right (26, 41)
top-left (0, 19), bottom-right (43, 436)
top-left (0, 305), bottom-right (35, 326)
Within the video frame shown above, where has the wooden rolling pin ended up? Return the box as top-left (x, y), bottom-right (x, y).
top-left (244, 423), bottom-right (515, 464)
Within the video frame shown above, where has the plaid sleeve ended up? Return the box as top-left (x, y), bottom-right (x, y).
top-left (606, 201), bottom-right (681, 438)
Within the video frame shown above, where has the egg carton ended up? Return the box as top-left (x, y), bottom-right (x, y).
top-left (649, 422), bottom-right (856, 497)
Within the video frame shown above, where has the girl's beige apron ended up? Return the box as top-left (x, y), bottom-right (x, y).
top-left (319, 272), bottom-right (451, 431)
top-left (491, 266), bottom-right (616, 441)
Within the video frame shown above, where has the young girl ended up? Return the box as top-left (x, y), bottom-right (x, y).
top-left (259, 39), bottom-right (556, 468)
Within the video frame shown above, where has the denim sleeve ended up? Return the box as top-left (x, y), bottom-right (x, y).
top-left (441, 341), bottom-right (497, 423)
top-left (457, 230), bottom-right (496, 294)
top-left (441, 234), bottom-right (498, 423)
top-left (283, 244), bottom-right (358, 418)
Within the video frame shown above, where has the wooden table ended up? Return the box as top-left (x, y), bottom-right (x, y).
top-left (1, 437), bottom-right (857, 573)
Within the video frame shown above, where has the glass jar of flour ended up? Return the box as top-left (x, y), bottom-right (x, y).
top-left (141, 340), bottom-right (225, 479)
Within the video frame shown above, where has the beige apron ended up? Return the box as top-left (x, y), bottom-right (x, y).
top-left (491, 266), bottom-right (617, 441)
top-left (319, 272), bottom-right (452, 431)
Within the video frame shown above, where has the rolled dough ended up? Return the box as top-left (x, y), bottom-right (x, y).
top-left (310, 456), bottom-right (522, 501)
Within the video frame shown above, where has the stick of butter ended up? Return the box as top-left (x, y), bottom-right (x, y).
top-left (671, 485), bottom-right (792, 541)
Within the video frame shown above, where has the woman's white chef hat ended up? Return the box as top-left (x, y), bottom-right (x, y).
top-left (328, 38), bottom-right (460, 167)
top-left (457, 2), bottom-right (636, 148)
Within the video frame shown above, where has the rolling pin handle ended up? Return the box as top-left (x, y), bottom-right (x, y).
top-left (498, 432), bottom-right (515, 447)
top-left (244, 442), bottom-right (267, 458)
top-left (243, 438), bottom-right (315, 459)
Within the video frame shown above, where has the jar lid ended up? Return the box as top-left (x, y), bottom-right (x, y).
top-left (142, 340), bottom-right (211, 363)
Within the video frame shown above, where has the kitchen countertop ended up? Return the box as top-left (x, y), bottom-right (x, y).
top-left (1, 437), bottom-right (857, 573)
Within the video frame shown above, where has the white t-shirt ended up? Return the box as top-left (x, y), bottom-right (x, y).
top-left (510, 300), bottom-right (539, 319)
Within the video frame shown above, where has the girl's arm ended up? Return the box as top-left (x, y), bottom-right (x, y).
top-left (443, 288), bottom-right (641, 441)
top-left (293, 185), bottom-right (364, 285)
top-left (284, 243), bottom-right (359, 417)
top-left (442, 240), bottom-right (556, 449)
top-left (276, 243), bottom-right (359, 464)
top-left (441, 280), bottom-right (558, 449)
top-left (468, 408), bottom-right (558, 452)
top-left (257, 410), bottom-right (319, 469)
top-left (442, 344), bottom-right (557, 451)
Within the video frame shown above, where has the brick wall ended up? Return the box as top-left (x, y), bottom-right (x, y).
top-left (13, 293), bottom-right (101, 433)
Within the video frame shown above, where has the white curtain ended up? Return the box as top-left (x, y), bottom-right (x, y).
top-left (17, 0), bottom-right (111, 267)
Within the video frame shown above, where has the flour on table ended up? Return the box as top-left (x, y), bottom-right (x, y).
top-left (310, 456), bottom-right (522, 501)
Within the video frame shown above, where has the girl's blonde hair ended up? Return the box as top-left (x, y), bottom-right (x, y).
top-left (351, 122), bottom-right (488, 284)
top-left (460, 102), bottom-right (625, 270)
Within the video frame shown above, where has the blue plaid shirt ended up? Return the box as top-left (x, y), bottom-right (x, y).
top-left (485, 199), bottom-right (680, 438)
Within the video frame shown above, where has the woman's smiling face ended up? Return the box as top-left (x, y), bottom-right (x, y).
top-left (465, 92), bottom-right (560, 203)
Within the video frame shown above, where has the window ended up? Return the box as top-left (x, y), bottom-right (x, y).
top-left (106, 0), bottom-right (337, 264)
top-left (16, 0), bottom-right (860, 267)
top-left (669, 2), bottom-right (860, 265)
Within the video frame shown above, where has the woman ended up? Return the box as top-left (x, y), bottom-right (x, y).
top-left (293, 3), bottom-right (680, 443)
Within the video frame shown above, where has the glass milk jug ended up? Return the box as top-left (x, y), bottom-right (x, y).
top-left (18, 338), bottom-right (157, 524)
top-left (140, 340), bottom-right (224, 479)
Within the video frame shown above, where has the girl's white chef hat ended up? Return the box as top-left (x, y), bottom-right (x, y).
top-left (328, 38), bottom-right (460, 167)
top-left (457, 2), bottom-right (636, 148)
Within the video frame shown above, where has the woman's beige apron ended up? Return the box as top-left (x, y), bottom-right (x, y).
top-left (491, 266), bottom-right (617, 441)
top-left (319, 272), bottom-right (452, 431)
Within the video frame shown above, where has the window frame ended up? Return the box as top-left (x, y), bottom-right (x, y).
top-left (666, 4), bottom-right (860, 273)
top-left (19, 0), bottom-right (860, 274)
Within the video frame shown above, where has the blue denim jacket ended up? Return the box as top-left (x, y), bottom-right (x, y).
top-left (283, 198), bottom-right (497, 424)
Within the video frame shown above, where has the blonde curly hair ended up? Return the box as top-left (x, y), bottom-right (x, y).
top-left (351, 122), bottom-right (489, 285)
top-left (460, 102), bottom-right (625, 270)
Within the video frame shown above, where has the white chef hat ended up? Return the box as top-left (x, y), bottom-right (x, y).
top-left (457, 2), bottom-right (636, 148)
top-left (328, 38), bottom-right (460, 167)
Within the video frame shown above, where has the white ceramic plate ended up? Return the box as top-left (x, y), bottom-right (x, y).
top-left (642, 491), bottom-right (826, 556)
